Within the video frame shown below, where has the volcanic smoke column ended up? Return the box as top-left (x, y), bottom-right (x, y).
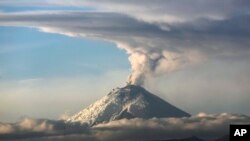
top-left (119, 43), bottom-right (184, 86)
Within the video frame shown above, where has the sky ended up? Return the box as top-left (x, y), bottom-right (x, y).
top-left (0, 0), bottom-right (250, 123)
top-left (0, 26), bottom-right (130, 122)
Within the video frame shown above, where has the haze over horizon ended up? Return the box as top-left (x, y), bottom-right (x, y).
top-left (0, 0), bottom-right (250, 123)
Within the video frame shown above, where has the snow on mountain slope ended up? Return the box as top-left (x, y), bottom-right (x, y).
top-left (67, 85), bottom-right (190, 125)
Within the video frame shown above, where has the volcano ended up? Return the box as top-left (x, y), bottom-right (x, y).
top-left (67, 85), bottom-right (190, 125)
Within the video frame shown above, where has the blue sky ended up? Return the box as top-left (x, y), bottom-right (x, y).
top-left (0, 25), bottom-right (130, 122)
top-left (0, 26), bottom-right (130, 122)
top-left (0, 4), bottom-right (127, 82)
top-left (0, 26), bottom-right (129, 80)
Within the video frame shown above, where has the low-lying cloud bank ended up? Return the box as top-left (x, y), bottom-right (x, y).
top-left (0, 118), bottom-right (89, 140)
top-left (0, 113), bottom-right (249, 141)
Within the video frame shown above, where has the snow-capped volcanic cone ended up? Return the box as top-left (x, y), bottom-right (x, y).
top-left (67, 85), bottom-right (190, 125)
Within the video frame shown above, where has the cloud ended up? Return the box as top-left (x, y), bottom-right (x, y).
top-left (64, 0), bottom-right (250, 26)
top-left (0, 113), bottom-right (250, 141)
top-left (2, 0), bottom-right (250, 23)
top-left (93, 113), bottom-right (250, 140)
top-left (1, 9), bottom-right (250, 85)
top-left (0, 118), bottom-right (90, 140)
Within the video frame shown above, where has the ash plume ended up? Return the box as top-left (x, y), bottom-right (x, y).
top-left (0, 0), bottom-right (250, 86)
top-left (126, 49), bottom-right (164, 85)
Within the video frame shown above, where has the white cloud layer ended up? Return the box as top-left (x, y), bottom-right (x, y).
top-left (0, 113), bottom-right (249, 141)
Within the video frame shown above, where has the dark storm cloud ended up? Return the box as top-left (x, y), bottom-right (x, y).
top-left (0, 113), bottom-right (250, 141)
